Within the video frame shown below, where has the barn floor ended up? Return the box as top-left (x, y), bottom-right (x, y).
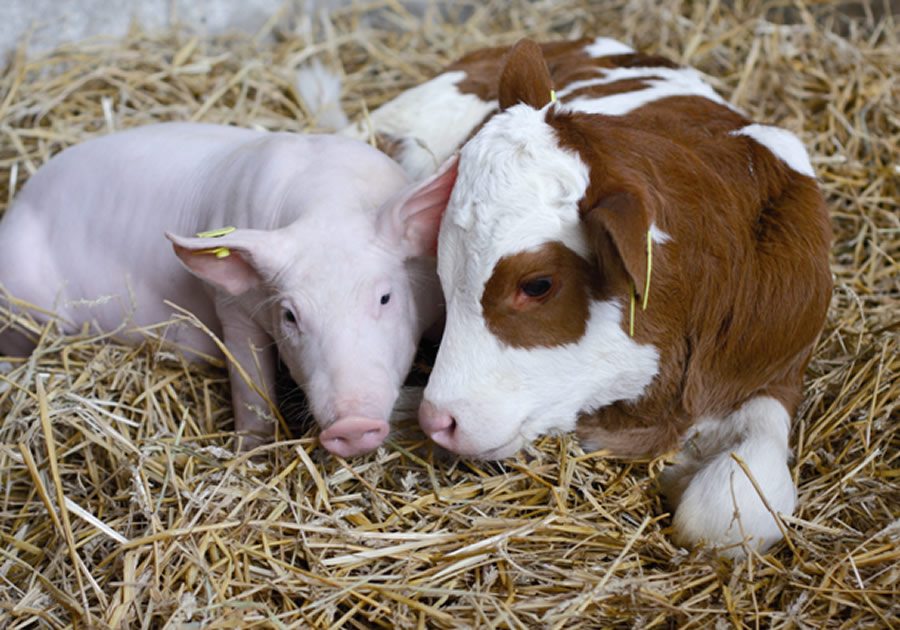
top-left (0, 1), bottom-right (897, 627)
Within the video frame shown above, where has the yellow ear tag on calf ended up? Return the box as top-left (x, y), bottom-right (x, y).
top-left (629, 284), bottom-right (636, 337)
top-left (642, 229), bottom-right (653, 311)
top-left (629, 230), bottom-right (654, 337)
top-left (195, 226), bottom-right (237, 258)
top-left (550, 89), bottom-right (558, 103)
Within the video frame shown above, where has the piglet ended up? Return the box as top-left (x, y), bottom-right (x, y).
top-left (0, 122), bottom-right (455, 454)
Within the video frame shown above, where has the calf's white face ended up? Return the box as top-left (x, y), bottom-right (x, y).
top-left (419, 105), bottom-right (660, 459)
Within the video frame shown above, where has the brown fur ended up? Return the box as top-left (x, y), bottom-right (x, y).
top-left (545, 102), bottom-right (832, 456)
top-left (481, 242), bottom-right (599, 348)
top-left (417, 37), bottom-right (832, 457)
top-left (498, 39), bottom-right (554, 110)
top-left (374, 132), bottom-right (406, 162)
top-left (452, 38), bottom-right (679, 106)
top-left (563, 77), bottom-right (659, 101)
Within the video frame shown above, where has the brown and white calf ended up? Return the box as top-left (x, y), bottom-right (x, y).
top-left (347, 37), bottom-right (832, 556)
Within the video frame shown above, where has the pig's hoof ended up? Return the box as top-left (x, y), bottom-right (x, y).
top-left (235, 431), bottom-right (271, 453)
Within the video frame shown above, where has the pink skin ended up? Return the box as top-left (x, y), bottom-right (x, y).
top-left (319, 416), bottom-right (390, 458)
top-left (0, 123), bottom-right (455, 455)
top-left (419, 400), bottom-right (522, 459)
top-left (419, 401), bottom-right (456, 449)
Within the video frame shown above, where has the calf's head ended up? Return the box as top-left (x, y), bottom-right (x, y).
top-left (168, 159), bottom-right (456, 457)
top-left (419, 40), bottom-right (661, 459)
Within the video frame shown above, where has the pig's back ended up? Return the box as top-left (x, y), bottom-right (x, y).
top-left (0, 123), bottom-right (267, 349)
top-left (12, 123), bottom-right (263, 226)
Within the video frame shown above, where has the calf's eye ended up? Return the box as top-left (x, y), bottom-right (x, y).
top-left (380, 293), bottom-right (391, 305)
top-left (520, 277), bottom-right (553, 299)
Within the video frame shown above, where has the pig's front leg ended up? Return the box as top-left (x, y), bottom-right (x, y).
top-left (215, 299), bottom-right (278, 451)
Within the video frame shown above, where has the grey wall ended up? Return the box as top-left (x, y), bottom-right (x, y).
top-left (2, 0), bottom-right (318, 56)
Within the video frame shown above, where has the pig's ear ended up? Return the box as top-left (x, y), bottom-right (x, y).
top-left (166, 229), bottom-right (283, 296)
top-left (381, 155), bottom-right (459, 258)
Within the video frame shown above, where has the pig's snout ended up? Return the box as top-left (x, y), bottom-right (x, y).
top-left (419, 401), bottom-right (458, 450)
top-left (319, 416), bottom-right (389, 457)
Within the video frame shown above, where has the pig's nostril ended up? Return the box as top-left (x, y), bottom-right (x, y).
top-left (319, 416), bottom-right (389, 457)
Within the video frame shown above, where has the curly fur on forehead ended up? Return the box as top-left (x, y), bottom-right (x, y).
top-left (446, 104), bottom-right (592, 265)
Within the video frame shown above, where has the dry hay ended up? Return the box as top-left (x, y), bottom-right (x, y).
top-left (0, 0), bottom-right (897, 627)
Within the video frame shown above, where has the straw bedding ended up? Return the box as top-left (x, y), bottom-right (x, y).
top-left (0, 0), bottom-right (897, 627)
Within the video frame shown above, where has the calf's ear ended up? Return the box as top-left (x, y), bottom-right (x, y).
top-left (167, 229), bottom-right (284, 296)
top-left (498, 38), bottom-right (554, 110)
top-left (582, 192), bottom-right (652, 301)
top-left (379, 155), bottom-right (459, 258)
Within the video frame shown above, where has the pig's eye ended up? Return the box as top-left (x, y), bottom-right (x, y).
top-left (380, 293), bottom-right (391, 306)
top-left (520, 276), bottom-right (553, 299)
top-left (283, 309), bottom-right (298, 324)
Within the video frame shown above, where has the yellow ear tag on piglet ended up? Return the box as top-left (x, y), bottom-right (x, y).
top-left (550, 89), bottom-right (558, 103)
top-left (204, 247), bottom-right (231, 258)
top-left (196, 226), bottom-right (236, 238)
top-left (195, 226), bottom-right (236, 258)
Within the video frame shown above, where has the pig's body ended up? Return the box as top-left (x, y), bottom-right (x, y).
top-left (0, 123), bottom-right (449, 454)
top-left (4, 124), bottom-right (248, 352)
top-left (2, 124), bottom-right (400, 352)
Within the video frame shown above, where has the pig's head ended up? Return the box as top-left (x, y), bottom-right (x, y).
top-left (167, 159), bottom-right (456, 457)
top-left (418, 40), bottom-right (661, 459)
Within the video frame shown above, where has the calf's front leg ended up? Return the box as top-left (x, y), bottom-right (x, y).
top-left (660, 396), bottom-right (797, 557)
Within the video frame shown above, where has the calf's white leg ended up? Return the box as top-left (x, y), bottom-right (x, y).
top-left (660, 396), bottom-right (797, 557)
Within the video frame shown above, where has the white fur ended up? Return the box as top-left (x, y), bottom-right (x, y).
top-left (424, 106), bottom-right (660, 458)
top-left (649, 223), bottom-right (671, 244)
top-left (557, 66), bottom-right (732, 116)
top-left (732, 124), bottom-right (815, 178)
top-left (341, 71), bottom-right (497, 180)
top-left (661, 396), bottom-right (796, 557)
top-left (296, 60), bottom-right (350, 130)
top-left (584, 37), bottom-right (634, 57)
top-left (445, 104), bottom-right (592, 265)
top-left (428, 298), bottom-right (660, 458)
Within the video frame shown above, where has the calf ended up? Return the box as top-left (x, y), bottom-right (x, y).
top-left (0, 123), bottom-right (451, 456)
top-left (362, 38), bottom-right (831, 555)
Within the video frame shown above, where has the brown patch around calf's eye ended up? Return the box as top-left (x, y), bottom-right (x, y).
top-left (481, 242), bottom-right (596, 348)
